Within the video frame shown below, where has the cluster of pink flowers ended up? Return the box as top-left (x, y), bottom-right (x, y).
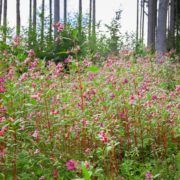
top-left (66, 159), bottom-right (78, 171)
top-left (53, 22), bottom-right (64, 33)
top-left (0, 77), bottom-right (6, 93)
top-left (99, 130), bottom-right (108, 143)
top-left (12, 35), bottom-right (21, 47)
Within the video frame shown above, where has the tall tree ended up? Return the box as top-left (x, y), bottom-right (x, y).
top-left (92, 0), bottom-right (96, 44)
top-left (49, 0), bottom-right (52, 42)
top-left (136, 0), bottom-right (139, 44)
top-left (155, 0), bottom-right (169, 63)
top-left (54, 0), bottom-right (60, 38)
top-left (0, 0), bottom-right (2, 26)
top-left (29, 0), bottom-right (32, 45)
top-left (3, 0), bottom-right (7, 42)
top-left (78, 0), bottom-right (82, 37)
top-left (88, 0), bottom-right (92, 40)
top-left (64, 0), bottom-right (67, 27)
top-left (41, 0), bottom-right (45, 47)
top-left (16, 0), bottom-right (21, 35)
top-left (147, 0), bottom-right (157, 50)
top-left (33, 0), bottom-right (37, 43)
top-left (168, 0), bottom-right (175, 49)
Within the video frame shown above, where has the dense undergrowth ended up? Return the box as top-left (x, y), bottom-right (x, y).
top-left (0, 46), bottom-right (180, 180)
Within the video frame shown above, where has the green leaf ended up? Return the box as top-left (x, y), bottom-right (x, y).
top-left (82, 166), bottom-right (91, 180)
top-left (86, 65), bottom-right (99, 73)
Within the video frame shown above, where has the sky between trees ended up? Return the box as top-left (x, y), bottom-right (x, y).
top-left (7, 0), bottom-right (137, 34)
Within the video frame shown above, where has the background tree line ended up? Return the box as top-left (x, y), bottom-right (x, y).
top-left (0, 0), bottom-right (179, 62)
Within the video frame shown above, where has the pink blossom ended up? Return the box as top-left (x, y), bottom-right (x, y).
top-left (53, 168), bottom-right (58, 179)
top-left (31, 93), bottom-right (41, 101)
top-left (122, 78), bottom-right (128, 84)
top-left (66, 160), bottom-right (78, 171)
top-left (145, 172), bottom-right (153, 179)
top-left (99, 131), bottom-right (108, 143)
top-left (50, 109), bottom-right (59, 115)
top-left (39, 176), bottom-right (45, 180)
top-left (84, 161), bottom-right (90, 169)
top-left (32, 129), bottom-right (40, 141)
top-left (28, 49), bottom-right (35, 57)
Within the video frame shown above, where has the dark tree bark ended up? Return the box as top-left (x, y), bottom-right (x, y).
top-left (28, 0), bottom-right (32, 45)
top-left (147, 0), bottom-right (157, 50)
top-left (136, 0), bottom-right (139, 43)
top-left (33, 0), bottom-right (37, 43)
top-left (16, 0), bottom-right (21, 35)
top-left (88, 0), bottom-right (92, 40)
top-left (168, 0), bottom-right (175, 49)
top-left (156, 0), bottom-right (169, 63)
top-left (41, 0), bottom-right (45, 47)
top-left (78, 0), bottom-right (82, 37)
top-left (49, 0), bottom-right (52, 42)
top-left (92, 0), bottom-right (96, 44)
top-left (64, 0), bottom-right (67, 27)
top-left (0, 0), bottom-right (3, 26)
top-left (3, 0), bottom-right (7, 42)
top-left (54, 0), bottom-right (60, 38)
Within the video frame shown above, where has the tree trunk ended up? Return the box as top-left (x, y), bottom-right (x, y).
top-left (49, 0), bottom-right (52, 42)
top-left (3, 0), bottom-right (7, 43)
top-left (64, 0), bottom-right (67, 27)
top-left (16, 0), bottom-right (21, 35)
top-left (136, 0), bottom-right (139, 43)
top-left (168, 0), bottom-right (175, 49)
top-left (41, 0), bottom-right (45, 48)
top-left (33, 0), bottom-right (37, 43)
top-left (0, 0), bottom-right (3, 26)
top-left (147, 0), bottom-right (157, 50)
top-left (156, 0), bottom-right (169, 63)
top-left (29, 0), bottom-right (32, 45)
top-left (88, 0), bottom-right (92, 40)
top-left (54, 0), bottom-right (60, 38)
top-left (78, 0), bottom-right (82, 37)
top-left (92, 0), bottom-right (96, 45)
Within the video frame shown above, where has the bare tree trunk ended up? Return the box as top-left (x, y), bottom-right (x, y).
top-left (0, 0), bottom-right (3, 26)
top-left (49, 0), bottom-right (52, 42)
top-left (54, 0), bottom-right (60, 39)
top-left (141, 0), bottom-right (145, 41)
top-left (168, 0), bottom-right (175, 49)
top-left (29, 0), bottom-right (32, 46)
top-left (136, 0), bottom-right (139, 49)
top-left (64, 0), bottom-right (67, 27)
top-left (92, 0), bottom-right (96, 45)
top-left (3, 0), bottom-right (7, 43)
top-left (41, 0), bottom-right (45, 48)
top-left (78, 0), bottom-right (82, 37)
top-left (33, 0), bottom-right (37, 43)
top-left (156, 0), bottom-right (169, 63)
top-left (16, 0), bottom-right (21, 35)
top-left (88, 0), bottom-right (92, 40)
top-left (147, 0), bottom-right (157, 50)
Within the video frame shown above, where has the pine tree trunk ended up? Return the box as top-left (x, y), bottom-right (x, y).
top-left (41, 0), bottom-right (45, 48)
top-left (33, 0), bottom-right (37, 43)
top-left (0, 0), bottom-right (2, 26)
top-left (169, 0), bottom-right (175, 49)
top-left (147, 0), bottom-right (157, 50)
top-left (156, 0), bottom-right (169, 63)
top-left (16, 0), bottom-right (21, 35)
top-left (3, 0), bottom-right (7, 43)
top-left (54, 0), bottom-right (60, 39)
top-left (88, 0), bottom-right (92, 40)
top-left (49, 0), bottom-right (52, 42)
top-left (78, 0), bottom-right (82, 37)
top-left (64, 0), bottom-right (67, 27)
top-left (29, 0), bottom-right (32, 46)
top-left (136, 0), bottom-right (139, 43)
top-left (92, 0), bottom-right (96, 45)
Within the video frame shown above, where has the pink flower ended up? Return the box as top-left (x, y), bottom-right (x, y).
top-left (39, 176), bottom-right (45, 180)
top-left (84, 161), bottom-right (90, 169)
top-left (32, 129), bottom-right (40, 141)
top-left (50, 109), bottom-right (59, 115)
top-left (28, 49), bottom-right (35, 57)
top-left (66, 160), bottom-right (78, 171)
top-left (145, 172), bottom-right (153, 179)
top-left (99, 131), bottom-right (108, 143)
top-left (152, 95), bottom-right (157, 100)
top-left (122, 78), bottom-right (128, 84)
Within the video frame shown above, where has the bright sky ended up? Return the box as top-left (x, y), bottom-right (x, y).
top-left (7, 0), bottom-right (137, 34)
